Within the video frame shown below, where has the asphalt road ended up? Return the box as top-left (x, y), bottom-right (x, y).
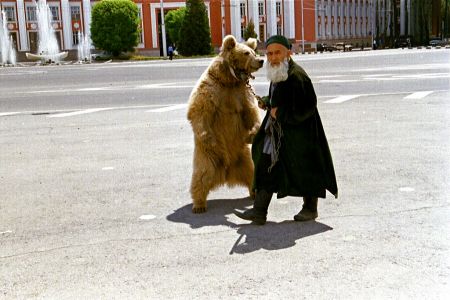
top-left (1, 48), bottom-right (449, 299)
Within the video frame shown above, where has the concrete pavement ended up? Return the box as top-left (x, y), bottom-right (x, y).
top-left (1, 49), bottom-right (449, 299)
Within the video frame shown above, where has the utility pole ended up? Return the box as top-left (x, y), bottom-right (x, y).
top-left (371, 0), bottom-right (375, 48)
top-left (160, 0), bottom-right (167, 57)
top-left (301, 0), bottom-right (305, 54)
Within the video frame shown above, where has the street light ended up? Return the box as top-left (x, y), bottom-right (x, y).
top-left (301, 0), bottom-right (305, 54)
top-left (160, 0), bottom-right (167, 57)
top-left (371, 0), bottom-right (374, 49)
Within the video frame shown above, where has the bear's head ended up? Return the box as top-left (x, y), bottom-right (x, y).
top-left (220, 35), bottom-right (264, 81)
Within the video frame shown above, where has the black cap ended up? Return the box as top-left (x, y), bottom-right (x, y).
top-left (265, 35), bottom-right (290, 49)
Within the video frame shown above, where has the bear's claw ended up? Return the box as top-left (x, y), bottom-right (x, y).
top-left (192, 206), bottom-right (207, 214)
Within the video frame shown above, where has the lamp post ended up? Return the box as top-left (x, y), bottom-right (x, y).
top-left (160, 0), bottom-right (167, 57)
top-left (371, 0), bottom-right (374, 49)
top-left (301, 0), bottom-right (305, 54)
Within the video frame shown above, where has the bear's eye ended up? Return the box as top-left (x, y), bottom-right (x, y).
top-left (244, 51), bottom-right (250, 55)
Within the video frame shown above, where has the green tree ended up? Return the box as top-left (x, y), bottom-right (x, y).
top-left (91, 0), bottom-right (140, 56)
top-left (243, 19), bottom-right (258, 41)
top-left (411, 0), bottom-right (432, 45)
top-left (178, 0), bottom-right (212, 56)
top-left (165, 7), bottom-right (186, 48)
top-left (443, 0), bottom-right (449, 38)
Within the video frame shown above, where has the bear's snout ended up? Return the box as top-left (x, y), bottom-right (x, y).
top-left (257, 59), bottom-right (264, 67)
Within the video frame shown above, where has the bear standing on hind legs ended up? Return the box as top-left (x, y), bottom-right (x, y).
top-left (187, 35), bottom-right (264, 213)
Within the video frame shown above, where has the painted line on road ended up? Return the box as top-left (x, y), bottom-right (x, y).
top-left (403, 91), bottom-right (434, 99)
top-left (48, 108), bottom-right (113, 118)
top-left (0, 112), bottom-right (20, 117)
top-left (318, 79), bottom-right (360, 83)
top-left (324, 95), bottom-right (361, 104)
top-left (147, 103), bottom-right (188, 113)
top-left (139, 215), bottom-right (156, 220)
top-left (21, 83), bottom-right (196, 95)
top-left (0, 104), bottom-right (180, 118)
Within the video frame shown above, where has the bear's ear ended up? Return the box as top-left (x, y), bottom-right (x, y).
top-left (222, 35), bottom-right (236, 52)
top-left (245, 38), bottom-right (258, 50)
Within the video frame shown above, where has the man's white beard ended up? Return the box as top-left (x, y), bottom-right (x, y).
top-left (266, 58), bottom-right (289, 83)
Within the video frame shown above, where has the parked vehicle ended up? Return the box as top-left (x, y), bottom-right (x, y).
top-left (334, 42), bottom-right (353, 52)
top-left (394, 36), bottom-right (411, 48)
top-left (317, 43), bottom-right (336, 52)
top-left (429, 38), bottom-right (447, 47)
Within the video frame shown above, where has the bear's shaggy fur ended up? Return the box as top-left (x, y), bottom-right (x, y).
top-left (187, 35), bottom-right (264, 213)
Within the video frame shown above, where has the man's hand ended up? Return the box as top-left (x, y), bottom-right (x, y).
top-left (270, 107), bottom-right (278, 119)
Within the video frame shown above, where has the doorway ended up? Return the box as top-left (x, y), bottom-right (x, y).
top-left (29, 31), bottom-right (38, 53)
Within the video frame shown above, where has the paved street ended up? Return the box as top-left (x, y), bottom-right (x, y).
top-left (1, 48), bottom-right (449, 299)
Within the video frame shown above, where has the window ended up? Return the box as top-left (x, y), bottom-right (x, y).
top-left (258, 2), bottom-right (264, 16)
top-left (240, 24), bottom-right (245, 39)
top-left (49, 6), bottom-right (60, 22)
top-left (3, 6), bottom-right (16, 22)
top-left (73, 31), bottom-right (80, 45)
top-left (240, 2), bottom-right (246, 17)
top-left (277, 23), bottom-right (282, 35)
top-left (26, 6), bottom-right (37, 22)
top-left (70, 6), bottom-right (80, 21)
top-left (276, 2), bottom-right (281, 16)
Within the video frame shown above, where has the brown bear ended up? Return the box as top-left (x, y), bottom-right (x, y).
top-left (187, 35), bottom-right (264, 213)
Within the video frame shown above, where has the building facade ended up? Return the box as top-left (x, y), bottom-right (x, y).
top-left (0, 0), bottom-right (421, 59)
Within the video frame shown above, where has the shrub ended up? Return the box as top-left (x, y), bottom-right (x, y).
top-left (177, 0), bottom-right (212, 56)
top-left (91, 0), bottom-right (140, 56)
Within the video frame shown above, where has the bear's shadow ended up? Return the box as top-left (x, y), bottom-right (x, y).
top-left (166, 198), bottom-right (333, 254)
top-left (166, 197), bottom-right (252, 229)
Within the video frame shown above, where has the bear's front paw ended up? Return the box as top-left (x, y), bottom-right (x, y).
top-left (192, 205), bottom-right (207, 214)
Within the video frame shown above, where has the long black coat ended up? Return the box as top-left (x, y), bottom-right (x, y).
top-left (252, 58), bottom-right (338, 199)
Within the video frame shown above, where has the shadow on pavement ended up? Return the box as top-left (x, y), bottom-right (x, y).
top-left (167, 199), bottom-right (333, 254)
top-left (229, 221), bottom-right (333, 254)
top-left (166, 197), bottom-right (253, 229)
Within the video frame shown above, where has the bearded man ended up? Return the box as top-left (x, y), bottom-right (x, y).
top-left (234, 35), bottom-right (338, 225)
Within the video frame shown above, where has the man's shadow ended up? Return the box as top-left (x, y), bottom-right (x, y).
top-left (229, 221), bottom-right (333, 254)
top-left (166, 198), bottom-right (333, 254)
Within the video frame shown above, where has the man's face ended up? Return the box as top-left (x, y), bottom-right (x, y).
top-left (266, 43), bottom-right (290, 66)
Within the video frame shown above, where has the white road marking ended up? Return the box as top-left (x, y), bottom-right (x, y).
top-left (399, 187), bottom-right (415, 192)
top-left (147, 103), bottom-right (188, 112)
top-left (102, 167), bottom-right (115, 171)
top-left (0, 112), bottom-right (20, 116)
top-left (324, 95), bottom-right (361, 104)
top-left (318, 79), bottom-right (359, 83)
top-left (392, 73), bottom-right (450, 79)
top-left (22, 83), bottom-right (197, 95)
top-left (48, 108), bottom-right (113, 118)
top-left (0, 104), bottom-right (178, 118)
top-left (139, 215), bottom-right (156, 220)
top-left (1, 90), bottom-right (445, 118)
top-left (404, 91), bottom-right (434, 99)
top-left (314, 75), bottom-right (344, 78)
top-left (0, 230), bottom-right (13, 235)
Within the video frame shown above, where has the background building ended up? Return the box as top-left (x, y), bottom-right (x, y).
top-left (0, 0), bottom-right (444, 60)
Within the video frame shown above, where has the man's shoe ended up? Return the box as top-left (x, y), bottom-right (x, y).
top-left (294, 208), bottom-right (318, 222)
top-left (234, 208), bottom-right (266, 225)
